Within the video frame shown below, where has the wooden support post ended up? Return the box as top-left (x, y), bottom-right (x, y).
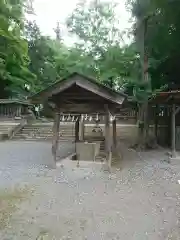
top-left (112, 119), bottom-right (117, 155)
top-left (171, 104), bottom-right (176, 158)
top-left (105, 105), bottom-right (112, 171)
top-left (52, 111), bottom-right (60, 166)
top-left (19, 106), bottom-right (22, 117)
top-left (16, 106), bottom-right (20, 117)
top-left (79, 119), bottom-right (85, 141)
top-left (82, 120), bottom-right (85, 140)
top-left (75, 118), bottom-right (80, 142)
top-left (154, 105), bottom-right (158, 139)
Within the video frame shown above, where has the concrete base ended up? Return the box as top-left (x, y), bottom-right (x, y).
top-left (76, 142), bottom-right (100, 161)
top-left (169, 156), bottom-right (180, 165)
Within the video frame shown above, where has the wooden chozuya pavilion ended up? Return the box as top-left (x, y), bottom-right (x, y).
top-left (30, 72), bottom-right (127, 169)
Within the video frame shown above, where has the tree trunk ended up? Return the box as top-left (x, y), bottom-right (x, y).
top-left (137, 104), bottom-right (144, 144)
top-left (52, 111), bottom-right (60, 164)
top-left (171, 104), bottom-right (176, 158)
top-left (136, 16), bottom-right (151, 149)
top-left (154, 105), bottom-right (158, 140)
top-left (137, 101), bottom-right (149, 147)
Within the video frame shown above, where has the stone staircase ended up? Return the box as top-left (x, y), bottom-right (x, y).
top-left (0, 122), bottom-right (21, 140)
top-left (0, 125), bottom-right (13, 135)
top-left (12, 123), bottom-right (75, 141)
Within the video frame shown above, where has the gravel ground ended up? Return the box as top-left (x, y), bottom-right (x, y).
top-left (0, 141), bottom-right (180, 239)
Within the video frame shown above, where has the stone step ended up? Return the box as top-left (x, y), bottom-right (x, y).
top-left (13, 136), bottom-right (52, 139)
top-left (11, 137), bottom-right (74, 142)
top-left (14, 135), bottom-right (74, 139)
top-left (20, 131), bottom-right (73, 135)
top-left (14, 133), bottom-right (74, 138)
top-left (23, 126), bottom-right (74, 129)
top-left (15, 130), bottom-right (73, 134)
top-left (12, 124), bottom-right (105, 144)
top-left (8, 121), bottom-right (75, 141)
top-left (21, 128), bottom-right (74, 132)
top-left (0, 127), bottom-right (13, 130)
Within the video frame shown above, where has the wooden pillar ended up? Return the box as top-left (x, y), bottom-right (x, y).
top-left (0, 105), bottom-right (1, 117)
top-left (52, 111), bottom-right (60, 165)
top-left (19, 105), bottom-right (22, 117)
top-left (75, 118), bottom-right (80, 142)
top-left (7, 106), bottom-right (10, 117)
top-left (16, 106), bottom-right (19, 117)
top-left (154, 105), bottom-right (158, 139)
top-left (4, 105), bottom-right (7, 116)
top-left (79, 119), bottom-right (85, 141)
top-left (105, 106), bottom-right (112, 171)
top-left (171, 105), bottom-right (180, 158)
top-left (171, 104), bottom-right (176, 158)
top-left (112, 119), bottom-right (117, 154)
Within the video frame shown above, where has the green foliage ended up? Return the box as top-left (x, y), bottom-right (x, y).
top-left (0, 0), bottom-right (35, 98)
top-left (66, 0), bottom-right (136, 89)
top-left (24, 0), bottom-right (137, 93)
top-left (66, 0), bottom-right (122, 55)
top-left (1, 0), bottom-right (179, 104)
top-left (26, 21), bottom-right (58, 91)
top-left (0, 0), bottom-right (137, 98)
top-left (128, 0), bottom-right (180, 142)
top-left (131, 0), bottom-right (180, 92)
top-left (25, 21), bottom-right (80, 91)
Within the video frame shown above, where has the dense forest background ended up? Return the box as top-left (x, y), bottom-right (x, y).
top-left (0, 0), bottom-right (180, 102)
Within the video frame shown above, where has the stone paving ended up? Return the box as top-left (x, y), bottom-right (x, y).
top-left (0, 141), bottom-right (180, 239)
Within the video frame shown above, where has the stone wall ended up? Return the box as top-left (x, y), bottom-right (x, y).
top-left (84, 124), bottom-right (138, 146)
top-left (84, 124), bottom-right (169, 147)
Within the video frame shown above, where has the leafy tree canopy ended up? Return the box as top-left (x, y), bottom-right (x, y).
top-left (130, 0), bottom-right (180, 91)
top-left (2, 0), bottom-right (180, 103)
top-left (0, 0), bottom-right (35, 98)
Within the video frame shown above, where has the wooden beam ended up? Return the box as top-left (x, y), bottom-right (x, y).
top-left (112, 119), bottom-right (117, 155)
top-left (75, 118), bottom-right (80, 142)
top-left (54, 94), bottom-right (103, 101)
top-left (79, 119), bottom-right (85, 141)
top-left (57, 103), bottom-right (108, 114)
top-left (52, 111), bottom-right (60, 165)
top-left (105, 105), bottom-right (112, 171)
top-left (154, 105), bottom-right (158, 139)
top-left (171, 104), bottom-right (176, 158)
